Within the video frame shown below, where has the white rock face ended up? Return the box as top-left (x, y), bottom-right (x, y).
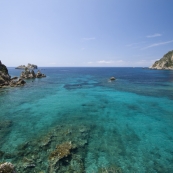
top-left (150, 50), bottom-right (173, 70)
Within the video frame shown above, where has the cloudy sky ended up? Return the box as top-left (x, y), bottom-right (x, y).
top-left (0, 0), bottom-right (173, 67)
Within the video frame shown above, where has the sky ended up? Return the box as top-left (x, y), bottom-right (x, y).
top-left (0, 0), bottom-right (173, 67)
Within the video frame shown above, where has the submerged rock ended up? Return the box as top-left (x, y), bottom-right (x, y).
top-left (98, 165), bottom-right (122, 173)
top-left (49, 141), bottom-right (72, 161)
top-left (0, 120), bottom-right (13, 146)
top-left (0, 162), bottom-right (16, 173)
top-left (2, 123), bottom-right (91, 173)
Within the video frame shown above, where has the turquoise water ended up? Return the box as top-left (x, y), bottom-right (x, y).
top-left (0, 67), bottom-right (173, 172)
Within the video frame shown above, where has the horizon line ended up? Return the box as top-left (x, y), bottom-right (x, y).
top-left (7, 66), bottom-right (149, 68)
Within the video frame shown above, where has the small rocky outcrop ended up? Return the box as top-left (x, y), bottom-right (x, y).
top-left (20, 68), bottom-right (46, 79)
top-left (110, 77), bottom-right (116, 80)
top-left (0, 61), bottom-right (26, 88)
top-left (16, 63), bottom-right (37, 69)
top-left (150, 50), bottom-right (173, 70)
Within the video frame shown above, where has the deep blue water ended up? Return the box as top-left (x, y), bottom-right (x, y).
top-left (0, 67), bottom-right (173, 172)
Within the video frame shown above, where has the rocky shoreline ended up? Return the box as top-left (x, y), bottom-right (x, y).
top-left (0, 61), bottom-right (26, 88)
top-left (0, 61), bottom-right (46, 88)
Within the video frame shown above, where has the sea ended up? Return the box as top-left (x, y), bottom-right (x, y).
top-left (0, 67), bottom-right (173, 173)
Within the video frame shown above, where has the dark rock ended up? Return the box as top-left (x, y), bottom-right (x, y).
top-left (110, 77), bottom-right (116, 80)
top-left (11, 76), bottom-right (18, 80)
top-left (0, 61), bottom-right (26, 87)
top-left (0, 63), bottom-right (9, 75)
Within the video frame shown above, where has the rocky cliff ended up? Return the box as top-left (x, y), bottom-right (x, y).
top-left (0, 61), bottom-right (26, 88)
top-left (16, 63), bottom-right (37, 69)
top-left (150, 50), bottom-right (173, 70)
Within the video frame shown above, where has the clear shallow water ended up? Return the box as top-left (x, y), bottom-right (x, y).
top-left (0, 67), bottom-right (173, 172)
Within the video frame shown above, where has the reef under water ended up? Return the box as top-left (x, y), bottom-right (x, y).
top-left (0, 67), bottom-right (173, 173)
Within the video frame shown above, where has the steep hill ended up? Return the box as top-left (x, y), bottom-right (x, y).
top-left (150, 50), bottom-right (173, 70)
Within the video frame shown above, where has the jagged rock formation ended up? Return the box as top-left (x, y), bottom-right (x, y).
top-left (0, 61), bottom-right (26, 88)
top-left (150, 50), bottom-right (173, 70)
top-left (20, 68), bottom-right (46, 79)
top-left (16, 63), bottom-right (37, 69)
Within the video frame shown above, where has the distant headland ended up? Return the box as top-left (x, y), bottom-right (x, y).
top-left (150, 50), bottom-right (173, 70)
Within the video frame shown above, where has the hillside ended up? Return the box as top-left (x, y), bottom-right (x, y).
top-left (150, 50), bottom-right (173, 70)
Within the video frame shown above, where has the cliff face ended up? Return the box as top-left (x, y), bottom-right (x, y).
top-left (0, 61), bottom-right (11, 85)
top-left (0, 61), bottom-right (9, 75)
top-left (0, 61), bottom-right (26, 87)
top-left (150, 50), bottom-right (173, 70)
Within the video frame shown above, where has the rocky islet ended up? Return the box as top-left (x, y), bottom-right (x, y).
top-left (20, 68), bottom-right (46, 79)
top-left (0, 61), bottom-right (46, 88)
top-left (15, 63), bottom-right (37, 69)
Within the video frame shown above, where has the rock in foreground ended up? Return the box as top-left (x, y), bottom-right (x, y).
top-left (150, 50), bottom-right (173, 70)
top-left (16, 63), bottom-right (37, 69)
top-left (0, 61), bottom-right (26, 88)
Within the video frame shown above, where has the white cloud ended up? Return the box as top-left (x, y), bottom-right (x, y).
top-left (141, 40), bottom-right (173, 50)
top-left (146, 33), bottom-right (162, 38)
top-left (82, 37), bottom-right (96, 41)
top-left (86, 59), bottom-right (125, 66)
top-left (97, 60), bottom-right (114, 64)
